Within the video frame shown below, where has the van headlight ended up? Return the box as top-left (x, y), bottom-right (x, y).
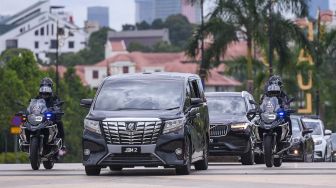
top-left (84, 119), bottom-right (101, 134)
top-left (231, 123), bottom-right (249, 130)
top-left (314, 140), bottom-right (322, 145)
top-left (163, 118), bottom-right (185, 134)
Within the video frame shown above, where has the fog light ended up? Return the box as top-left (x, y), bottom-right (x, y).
top-left (84, 149), bottom-right (90, 155)
top-left (175, 148), bottom-right (183, 155)
top-left (294, 150), bottom-right (299, 155)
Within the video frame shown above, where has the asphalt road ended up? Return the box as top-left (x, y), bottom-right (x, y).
top-left (0, 162), bottom-right (336, 188)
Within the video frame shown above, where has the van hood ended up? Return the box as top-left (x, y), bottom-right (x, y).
top-left (312, 135), bottom-right (323, 140)
top-left (86, 109), bottom-right (182, 121)
top-left (209, 114), bottom-right (248, 125)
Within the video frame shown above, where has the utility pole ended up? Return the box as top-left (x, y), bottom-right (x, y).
top-left (268, 0), bottom-right (274, 76)
top-left (199, 0), bottom-right (206, 87)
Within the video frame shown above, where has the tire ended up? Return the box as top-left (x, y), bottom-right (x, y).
top-left (176, 137), bottom-right (191, 175)
top-left (264, 135), bottom-right (274, 168)
top-left (109, 166), bottom-right (122, 171)
top-left (85, 166), bottom-right (101, 176)
top-left (194, 138), bottom-right (208, 170)
top-left (274, 157), bottom-right (282, 167)
top-left (241, 140), bottom-right (254, 165)
top-left (323, 149), bottom-right (327, 162)
top-left (254, 154), bottom-right (265, 164)
top-left (30, 137), bottom-right (41, 170)
top-left (43, 160), bottom-right (54, 170)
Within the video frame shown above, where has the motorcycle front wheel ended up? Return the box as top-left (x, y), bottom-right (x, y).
top-left (30, 137), bottom-right (41, 170)
top-left (264, 135), bottom-right (274, 168)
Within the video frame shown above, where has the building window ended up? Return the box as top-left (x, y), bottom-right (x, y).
top-left (68, 41), bottom-right (74, 49)
top-left (40, 27), bottom-right (44, 36)
top-left (46, 24), bottom-right (49, 36)
top-left (51, 24), bottom-right (54, 35)
top-left (35, 30), bottom-right (38, 36)
top-left (6, 39), bottom-right (18, 49)
top-left (122, 66), bottom-right (129, 73)
top-left (69, 31), bottom-right (74, 36)
top-left (50, 40), bottom-right (57, 49)
top-left (34, 41), bottom-right (39, 49)
top-left (92, 70), bottom-right (99, 79)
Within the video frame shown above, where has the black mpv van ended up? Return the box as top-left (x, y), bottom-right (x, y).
top-left (80, 73), bottom-right (209, 175)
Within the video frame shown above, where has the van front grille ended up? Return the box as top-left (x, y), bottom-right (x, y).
top-left (102, 120), bottom-right (162, 145)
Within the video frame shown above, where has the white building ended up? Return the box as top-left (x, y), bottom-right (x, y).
top-left (0, 0), bottom-right (87, 63)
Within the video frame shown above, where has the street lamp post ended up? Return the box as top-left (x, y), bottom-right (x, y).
top-left (200, 0), bottom-right (206, 88)
top-left (268, 0), bottom-right (274, 76)
top-left (56, 20), bottom-right (60, 96)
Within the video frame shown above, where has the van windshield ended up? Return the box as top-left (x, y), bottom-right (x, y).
top-left (207, 96), bottom-right (247, 116)
top-left (302, 121), bottom-right (322, 135)
top-left (94, 79), bottom-right (184, 111)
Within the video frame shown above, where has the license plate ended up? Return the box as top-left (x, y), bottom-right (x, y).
top-left (122, 146), bottom-right (141, 154)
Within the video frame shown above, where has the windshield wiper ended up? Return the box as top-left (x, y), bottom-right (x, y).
top-left (114, 107), bottom-right (159, 111)
top-left (165, 107), bottom-right (180, 110)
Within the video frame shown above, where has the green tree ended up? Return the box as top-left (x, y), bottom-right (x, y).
top-left (151, 19), bottom-right (164, 29)
top-left (122, 24), bottom-right (136, 31)
top-left (164, 14), bottom-right (194, 47)
top-left (187, 0), bottom-right (310, 86)
top-left (136, 21), bottom-right (151, 30)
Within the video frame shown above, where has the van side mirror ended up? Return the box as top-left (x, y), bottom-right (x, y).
top-left (191, 98), bottom-right (203, 106)
top-left (80, 99), bottom-right (93, 108)
top-left (302, 128), bottom-right (313, 135)
top-left (286, 109), bottom-right (297, 114)
top-left (325, 129), bottom-right (332, 136)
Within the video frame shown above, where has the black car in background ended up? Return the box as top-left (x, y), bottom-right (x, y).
top-left (205, 92), bottom-right (257, 165)
top-left (284, 115), bottom-right (314, 162)
top-left (328, 133), bottom-right (336, 162)
top-left (80, 73), bottom-right (209, 175)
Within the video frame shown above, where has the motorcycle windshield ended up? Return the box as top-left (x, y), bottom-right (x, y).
top-left (27, 99), bottom-right (48, 115)
top-left (260, 97), bottom-right (280, 123)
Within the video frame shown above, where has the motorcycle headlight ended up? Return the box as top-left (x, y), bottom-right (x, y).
top-left (84, 119), bottom-right (101, 134)
top-left (28, 115), bottom-right (44, 126)
top-left (314, 140), bottom-right (322, 145)
top-left (163, 118), bottom-right (185, 134)
top-left (231, 123), bottom-right (249, 130)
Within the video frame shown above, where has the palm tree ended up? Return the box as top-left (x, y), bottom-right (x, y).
top-left (186, 0), bottom-right (311, 88)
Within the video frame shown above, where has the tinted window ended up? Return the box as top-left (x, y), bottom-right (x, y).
top-left (291, 118), bottom-right (301, 137)
top-left (302, 121), bottom-right (322, 135)
top-left (94, 79), bottom-right (184, 111)
top-left (207, 96), bottom-right (247, 115)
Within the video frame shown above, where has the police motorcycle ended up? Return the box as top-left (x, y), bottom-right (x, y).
top-left (16, 99), bottom-right (64, 170)
top-left (247, 87), bottom-right (296, 167)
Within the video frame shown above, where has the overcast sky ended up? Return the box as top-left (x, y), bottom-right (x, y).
top-left (0, 0), bottom-right (214, 31)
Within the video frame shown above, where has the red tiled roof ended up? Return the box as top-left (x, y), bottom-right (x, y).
top-left (90, 51), bottom-right (241, 87)
top-left (74, 65), bottom-right (88, 86)
top-left (39, 65), bottom-right (67, 78)
top-left (320, 10), bottom-right (333, 22)
top-left (111, 40), bottom-right (126, 51)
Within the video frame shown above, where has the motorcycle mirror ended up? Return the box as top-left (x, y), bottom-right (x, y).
top-left (246, 109), bottom-right (256, 121)
top-left (287, 97), bottom-right (295, 104)
top-left (249, 100), bottom-right (257, 105)
top-left (15, 100), bottom-right (25, 107)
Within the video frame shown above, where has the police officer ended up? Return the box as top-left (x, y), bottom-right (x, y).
top-left (37, 77), bottom-right (66, 152)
